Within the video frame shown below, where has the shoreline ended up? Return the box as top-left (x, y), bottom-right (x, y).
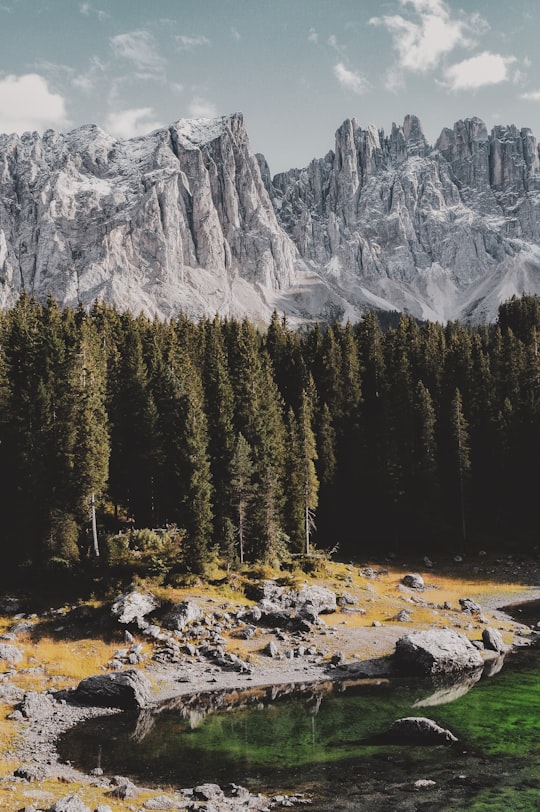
top-left (4, 573), bottom-right (540, 809)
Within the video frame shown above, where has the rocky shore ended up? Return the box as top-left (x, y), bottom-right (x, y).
top-left (2, 560), bottom-right (540, 811)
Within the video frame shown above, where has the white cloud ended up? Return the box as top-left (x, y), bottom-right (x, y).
top-left (231, 26), bottom-right (241, 42)
top-left (71, 56), bottom-right (107, 94)
top-left (0, 73), bottom-right (70, 134)
top-left (105, 107), bottom-right (162, 139)
top-left (188, 96), bottom-right (218, 118)
top-left (520, 89), bottom-right (540, 101)
top-left (176, 34), bottom-right (211, 51)
top-left (333, 62), bottom-right (370, 95)
top-left (80, 2), bottom-right (108, 20)
top-left (308, 27), bottom-right (318, 44)
top-left (370, 0), bottom-right (483, 74)
top-left (442, 52), bottom-right (516, 91)
top-left (111, 31), bottom-right (164, 72)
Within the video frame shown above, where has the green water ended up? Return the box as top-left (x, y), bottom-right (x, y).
top-left (59, 648), bottom-right (540, 810)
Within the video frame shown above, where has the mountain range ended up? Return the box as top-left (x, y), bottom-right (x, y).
top-left (1, 111), bottom-right (540, 324)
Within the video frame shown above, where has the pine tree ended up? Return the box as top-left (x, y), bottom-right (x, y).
top-left (70, 316), bottom-right (110, 557)
top-left (450, 388), bottom-right (471, 543)
top-left (230, 433), bottom-right (256, 564)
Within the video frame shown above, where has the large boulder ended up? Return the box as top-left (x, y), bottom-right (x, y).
top-left (482, 627), bottom-right (507, 654)
top-left (250, 581), bottom-right (337, 618)
top-left (162, 600), bottom-right (204, 631)
top-left (394, 629), bottom-right (484, 676)
top-left (402, 573), bottom-right (424, 590)
top-left (73, 669), bottom-right (152, 709)
top-left (295, 585), bottom-right (337, 615)
top-left (383, 717), bottom-right (458, 745)
top-left (20, 690), bottom-right (57, 721)
top-left (0, 643), bottom-right (23, 664)
top-left (111, 591), bottom-right (159, 627)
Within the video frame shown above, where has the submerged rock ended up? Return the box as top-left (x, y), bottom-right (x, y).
top-left (383, 716), bottom-right (458, 745)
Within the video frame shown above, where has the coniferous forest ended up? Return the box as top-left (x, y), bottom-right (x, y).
top-left (1, 292), bottom-right (540, 579)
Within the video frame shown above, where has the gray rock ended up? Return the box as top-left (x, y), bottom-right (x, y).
top-left (50, 796), bottom-right (91, 812)
top-left (396, 609), bottom-right (412, 622)
top-left (20, 691), bottom-right (57, 721)
top-left (264, 641), bottom-right (279, 658)
top-left (14, 763), bottom-right (48, 781)
top-left (73, 669), bottom-right (151, 709)
top-left (0, 643), bottom-right (23, 663)
top-left (385, 716), bottom-right (458, 745)
top-left (402, 573), bottom-right (424, 590)
top-left (459, 598), bottom-right (482, 614)
top-left (110, 591), bottom-right (159, 626)
top-left (107, 776), bottom-right (139, 800)
top-left (193, 784), bottom-right (223, 802)
top-left (94, 806), bottom-right (113, 812)
top-left (162, 601), bottom-right (204, 631)
top-left (394, 629), bottom-right (484, 676)
top-left (482, 627), bottom-right (507, 653)
top-left (143, 796), bottom-right (178, 809)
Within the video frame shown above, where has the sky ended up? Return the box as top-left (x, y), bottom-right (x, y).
top-left (1, 0), bottom-right (540, 173)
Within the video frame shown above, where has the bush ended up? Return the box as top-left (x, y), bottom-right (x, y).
top-left (105, 526), bottom-right (184, 569)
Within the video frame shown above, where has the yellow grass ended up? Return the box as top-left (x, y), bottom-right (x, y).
top-left (0, 556), bottom-right (532, 809)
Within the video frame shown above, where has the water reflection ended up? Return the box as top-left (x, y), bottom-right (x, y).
top-left (58, 648), bottom-right (540, 811)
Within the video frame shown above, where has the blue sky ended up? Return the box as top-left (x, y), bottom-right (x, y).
top-left (1, 0), bottom-right (540, 172)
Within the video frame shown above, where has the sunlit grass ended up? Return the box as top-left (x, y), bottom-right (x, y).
top-left (0, 555), bottom-right (534, 808)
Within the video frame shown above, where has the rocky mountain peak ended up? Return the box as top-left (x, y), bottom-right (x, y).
top-left (2, 111), bottom-right (540, 325)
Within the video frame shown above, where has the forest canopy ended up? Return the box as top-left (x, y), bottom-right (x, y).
top-left (1, 293), bottom-right (540, 577)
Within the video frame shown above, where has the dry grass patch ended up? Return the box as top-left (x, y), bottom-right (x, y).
top-left (0, 778), bottom-right (162, 812)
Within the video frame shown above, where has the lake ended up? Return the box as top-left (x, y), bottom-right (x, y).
top-left (58, 633), bottom-right (540, 811)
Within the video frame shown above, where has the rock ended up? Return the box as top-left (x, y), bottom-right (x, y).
top-left (193, 784), bottom-right (224, 801)
top-left (337, 592), bottom-right (357, 606)
top-left (143, 796), bottom-right (178, 809)
top-left (50, 796), bottom-right (91, 812)
top-left (396, 610), bottom-right (412, 622)
top-left (482, 627), bottom-right (507, 654)
top-left (394, 629), bottom-right (484, 676)
top-left (19, 691), bottom-right (57, 721)
top-left (107, 776), bottom-right (139, 800)
top-left (264, 641), bottom-right (279, 658)
top-left (459, 598), bottom-right (482, 614)
top-left (94, 806), bottom-right (113, 812)
top-left (0, 643), bottom-right (23, 663)
top-left (295, 585), bottom-right (337, 615)
top-left (402, 573), bottom-right (424, 590)
top-left (414, 779), bottom-right (437, 789)
top-left (423, 557), bottom-right (433, 568)
top-left (330, 652), bottom-right (344, 665)
top-left (14, 764), bottom-right (48, 781)
top-left (73, 670), bottom-right (152, 709)
top-left (110, 590), bottom-right (159, 626)
top-left (384, 717), bottom-right (458, 745)
top-left (162, 601), bottom-right (204, 631)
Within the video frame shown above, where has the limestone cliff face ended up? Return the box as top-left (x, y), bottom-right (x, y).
top-left (0, 113), bottom-right (297, 319)
top-left (3, 112), bottom-right (540, 324)
top-left (270, 115), bottom-right (540, 321)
